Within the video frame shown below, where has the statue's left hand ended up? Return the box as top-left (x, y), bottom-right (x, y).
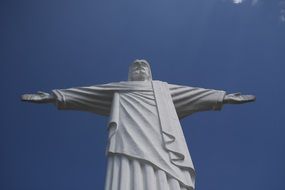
top-left (223, 93), bottom-right (256, 104)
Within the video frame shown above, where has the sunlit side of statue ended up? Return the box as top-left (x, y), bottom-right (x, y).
top-left (22, 60), bottom-right (255, 190)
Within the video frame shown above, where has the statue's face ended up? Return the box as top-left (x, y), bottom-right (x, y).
top-left (129, 60), bottom-right (151, 81)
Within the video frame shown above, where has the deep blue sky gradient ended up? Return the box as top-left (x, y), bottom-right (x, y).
top-left (1, 0), bottom-right (285, 190)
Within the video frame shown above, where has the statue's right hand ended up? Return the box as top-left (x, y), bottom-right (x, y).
top-left (21, 91), bottom-right (54, 103)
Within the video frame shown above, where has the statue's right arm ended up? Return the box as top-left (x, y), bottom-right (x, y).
top-left (21, 91), bottom-right (55, 104)
top-left (21, 84), bottom-right (115, 115)
top-left (21, 86), bottom-right (113, 115)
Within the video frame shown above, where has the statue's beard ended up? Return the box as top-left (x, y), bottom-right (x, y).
top-left (130, 73), bottom-right (150, 81)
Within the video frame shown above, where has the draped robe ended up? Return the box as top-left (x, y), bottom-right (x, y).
top-left (52, 80), bottom-right (226, 190)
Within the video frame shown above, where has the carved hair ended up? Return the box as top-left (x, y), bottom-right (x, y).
top-left (128, 59), bottom-right (153, 81)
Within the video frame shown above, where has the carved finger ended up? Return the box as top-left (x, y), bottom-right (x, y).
top-left (233, 92), bottom-right (241, 96)
top-left (37, 91), bottom-right (48, 96)
top-left (21, 94), bottom-right (32, 101)
top-left (243, 95), bottom-right (255, 100)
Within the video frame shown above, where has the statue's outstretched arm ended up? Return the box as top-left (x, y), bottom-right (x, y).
top-left (21, 86), bottom-right (114, 115)
top-left (21, 91), bottom-right (55, 104)
top-left (223, 93), bottom-right (256, 104)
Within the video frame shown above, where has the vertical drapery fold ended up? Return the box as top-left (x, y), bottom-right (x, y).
top-left (105, 154), bottom-right (193, 190)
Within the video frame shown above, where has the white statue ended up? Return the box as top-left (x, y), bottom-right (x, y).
top-left (22, 60), bottom-right (255, 190)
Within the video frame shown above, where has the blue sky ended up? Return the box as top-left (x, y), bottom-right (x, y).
top-left (1, 0), bottom-right (285, 189)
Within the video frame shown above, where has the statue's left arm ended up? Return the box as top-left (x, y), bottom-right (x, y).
top-left (169, 84), bottom-right (255, 119)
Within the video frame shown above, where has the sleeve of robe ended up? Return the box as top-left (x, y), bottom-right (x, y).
top-left (168, 84), bottom-right (226, 119)
top-left (51, 84), bottom-right (115, 116)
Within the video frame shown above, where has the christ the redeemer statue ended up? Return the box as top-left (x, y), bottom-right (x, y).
top-left (22, 60), bottom-right (255, 190)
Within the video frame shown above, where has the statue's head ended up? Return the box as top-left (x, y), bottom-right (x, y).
top-left (128, 59), bottom-right (152, 81)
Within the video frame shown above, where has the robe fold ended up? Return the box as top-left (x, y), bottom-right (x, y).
top-left (52, 80), bottom-right (226, 190)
